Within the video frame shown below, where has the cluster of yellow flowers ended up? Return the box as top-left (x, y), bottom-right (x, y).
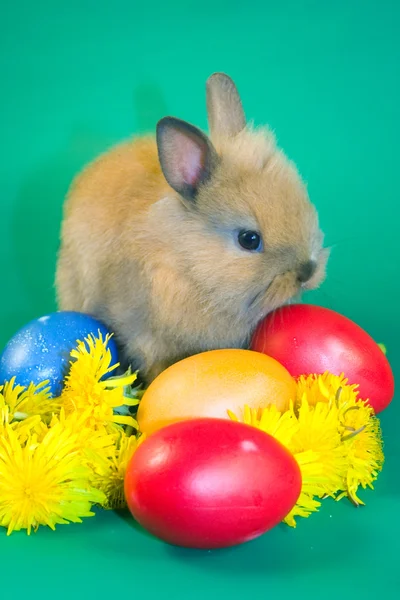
top-left (0, 334), bottom-right (142, 535)
top-left (0, 334), bottom-right (384, 535)
top-left (229, 372), bottom-right (384, 526)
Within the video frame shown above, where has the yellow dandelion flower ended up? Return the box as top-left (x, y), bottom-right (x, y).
top-left (229, 399), bottom-right (346, 527)
top-left (60, 333), bottom-right (139, 432)
top-left (297, 373), bottom-right (384, 507)
top-left (283, 398), bottom-right (348, 526)
top-left (51, 389), bottom-right (143, 512)
top-left (0, 420), bottom-right (105, 535)
top-left (91, 430), bottom-right (145, 510)
top-left (229, 369), bottom-right (384, 527)
top-left (0, 377), bottom-right (60, 423)
top-left (291, 397), bottom-right (348, 492)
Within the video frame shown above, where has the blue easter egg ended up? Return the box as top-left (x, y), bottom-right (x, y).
top-left (0, 311), bottom-right (119, 396)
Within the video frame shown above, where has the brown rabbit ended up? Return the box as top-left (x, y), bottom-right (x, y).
top-left (56, 73), bottom-right (329, 383)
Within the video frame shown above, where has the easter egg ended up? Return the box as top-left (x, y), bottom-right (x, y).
top-left (136, 349), bottom-right (296, 435)
top-left (125, 418), bottom-right (302, 549)
top-left (251, 304), bottom-right (395, 413)
top-left (0, 311), bottom-right (118, 395)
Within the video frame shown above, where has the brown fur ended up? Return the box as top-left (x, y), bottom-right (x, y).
top-left (56, 73), bottom-right (328, 382)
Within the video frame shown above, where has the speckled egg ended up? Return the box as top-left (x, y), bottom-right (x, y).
top-left (0, 311), bottom-right (118, 395)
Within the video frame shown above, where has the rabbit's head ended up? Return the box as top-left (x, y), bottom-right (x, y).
top-left (154, 73), bottom-right (328, 330)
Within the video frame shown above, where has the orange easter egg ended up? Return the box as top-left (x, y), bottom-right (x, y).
top-left (136, 349), bottom-right (296, 436)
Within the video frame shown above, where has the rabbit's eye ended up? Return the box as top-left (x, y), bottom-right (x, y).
top-left (237, 230), bottom-right (263, 252)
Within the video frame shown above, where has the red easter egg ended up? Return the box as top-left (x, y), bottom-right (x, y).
top-left (124, 418), bottom-right (301, 549)
top-left (251, 303), bottom-right (395, 413)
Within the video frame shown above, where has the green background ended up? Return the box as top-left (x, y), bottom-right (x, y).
top-left (1, 1), bottom-right (399, 598)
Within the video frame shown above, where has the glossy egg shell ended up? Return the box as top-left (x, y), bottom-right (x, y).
top-left (0, 311), bottom-right (118, 395)
top-left (125, 418), bottom-right (302, 549)
top-left (136, 349), bottom-right (296, 436)
top-left (251, 303), bottom-right (395, 413)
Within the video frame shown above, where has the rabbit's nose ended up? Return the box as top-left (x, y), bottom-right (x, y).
top-left (297, 260), bottom-right (317, 283)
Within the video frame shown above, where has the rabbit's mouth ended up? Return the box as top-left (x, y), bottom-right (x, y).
top-left (246, 246), bottom-right (328, 322)
top-left (248, 287), bottom-right (268, 308)
top-left (246, 286), bottom-right (279, 325)
top-left (247, 273), bottom-right (300, 322)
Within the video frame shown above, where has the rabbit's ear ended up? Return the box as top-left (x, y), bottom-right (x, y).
top-left (156, 117), bottom-right (219, 201)
top-left (206, 73), bottom-right (246, 139)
